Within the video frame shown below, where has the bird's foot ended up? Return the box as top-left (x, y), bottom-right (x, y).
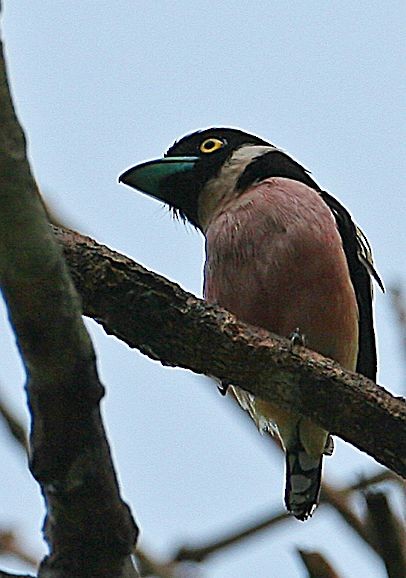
top-left (324, 434), bottom-right (334, 456)
top-left (218, 380), bottom-right (231, 396)
top-left (289, 327), bottom-right (306, 350)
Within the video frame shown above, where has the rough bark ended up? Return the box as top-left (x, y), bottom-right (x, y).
top-left (0, 23), bottom-right (138, 578)
top-left (54, 226), bottom-right (406, 478)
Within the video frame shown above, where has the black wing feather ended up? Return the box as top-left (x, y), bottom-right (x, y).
top-left (319, 191), bottom-right (382, 381)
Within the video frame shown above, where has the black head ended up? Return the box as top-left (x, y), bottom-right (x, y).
top-left (165, 127), bottom-right (271, 157)
top-left (119, 127), bottom-right (319, 229)
top-left (165, 128), bottom-right (276, 226)
top-left (119, 128), bottom-right (272, 228)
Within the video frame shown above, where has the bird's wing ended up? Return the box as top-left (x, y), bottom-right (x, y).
top-left (319, 190), bottom-right (383, 381)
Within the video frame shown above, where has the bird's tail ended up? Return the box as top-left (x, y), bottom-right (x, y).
top-left (284, 443), bottom-right (323, 521)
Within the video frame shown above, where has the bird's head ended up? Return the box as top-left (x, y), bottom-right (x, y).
top-left (119, 127), bottom-right (319, 231)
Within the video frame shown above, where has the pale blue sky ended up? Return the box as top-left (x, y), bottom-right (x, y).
top-left (1, 2), bottom-right (405, 577)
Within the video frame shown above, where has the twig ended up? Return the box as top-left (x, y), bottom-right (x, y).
top-left (173, 469), bottom-right (392, 563)
top-left (338, 470), bottom-right (401, 495)
top-left (390, 285), bottom-right (406, 387)
top-left (330, 469), bottom-right (405, 553)
top-left (0, 392), bottom-right (28, 452)
top-left (297, 549), bottom-right (342, 578)
top-left (135, 549), bottom-right (181, 578)
top-left (175, 509), bottom-right (289, 563)
top-left (365, 492), bottom-right (406, 578)
top-left (321, 484), bottom-right (379, 555)
top-left (0, 530), bottom-right (38, 568)
top-left (0, 570), bottom-right (34, 578)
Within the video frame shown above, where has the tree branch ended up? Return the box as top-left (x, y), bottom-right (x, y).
top-left (135, 550), bottom-right (181, 578)
top-left (0, 20), bottom-right (137, 578)
top-left (0, 530), bottom-right (38, 569)
top-left (338, 470), bottom-right (401, 495)
top-left (0, 389), bottom-right (28, 452)
top-left (53, 226), bottom-right (406, 478)
top-left (297, 549), bottom-right (342, 578)
top-left (174, 509), bottom-right (289, 563)
top-left (365, 492), bottom-right (406, 578)
top-left (173, 470), bottom-right (397, 563)
top-left (0, 570), bottom-right (34, 578)
top-left (390, 285), bottom-right (406, 387)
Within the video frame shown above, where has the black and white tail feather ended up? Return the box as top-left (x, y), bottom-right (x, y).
top-left (284, 442), bottom-right (323, 521)
top-left (285, 432), bottom-right (333, 520)
top-left (230, 384), bottom-right (335, 520)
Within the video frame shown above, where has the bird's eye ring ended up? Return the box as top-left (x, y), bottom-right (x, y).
top-left (199, 138), bottom-right (226, 154)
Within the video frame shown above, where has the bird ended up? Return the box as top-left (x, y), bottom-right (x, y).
top-left (119, 127), bottom-right (383, 520)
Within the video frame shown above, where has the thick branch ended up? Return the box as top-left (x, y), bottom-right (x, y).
top-left (54, 226), bottom-right (406, 478)
top-left (0, 28), bottom-right (137, 578)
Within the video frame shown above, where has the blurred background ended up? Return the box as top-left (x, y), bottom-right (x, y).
top-left (0, 2), bottom-right (405, 577)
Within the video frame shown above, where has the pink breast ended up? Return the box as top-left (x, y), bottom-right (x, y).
top-left (204, 178), bottom-right (359, 370)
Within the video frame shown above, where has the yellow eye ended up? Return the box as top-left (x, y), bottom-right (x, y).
top-left (199, 137), bottom-right (226, 154)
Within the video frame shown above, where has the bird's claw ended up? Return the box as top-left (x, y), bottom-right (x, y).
top-left (324, 435), bottom-right (334, 456)
top-left (218, 380), bottom-right (231, 396)
top-left (289, 327), bottom-right (306, 350)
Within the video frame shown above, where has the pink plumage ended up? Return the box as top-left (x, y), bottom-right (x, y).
top-left (204, 177), bottom-right (359, 519)
top-left (204, 177), bottom-right (359, 370)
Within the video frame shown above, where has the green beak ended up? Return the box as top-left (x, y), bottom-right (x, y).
top-left (119, 156), bottom-right (198, 202)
